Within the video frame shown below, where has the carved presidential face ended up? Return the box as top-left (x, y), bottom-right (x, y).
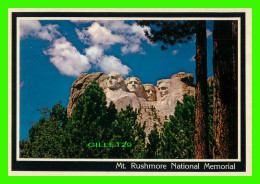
top-left (107, 72), bottom-right (124, 90)
top-left (125, 77), bottom-right (142, 93)
top-left (144, 84), bottom-right (157, 101)
top-left (158, 82), bottom-right (169, 98)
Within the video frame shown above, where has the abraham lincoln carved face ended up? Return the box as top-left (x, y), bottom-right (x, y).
top-left (158, 82), bottom-right (169, 98)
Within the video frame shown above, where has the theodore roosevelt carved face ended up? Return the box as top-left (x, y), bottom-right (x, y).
top-left (144, 84), bottom-right (157, 101)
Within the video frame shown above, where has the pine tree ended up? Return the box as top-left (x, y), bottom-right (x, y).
top-left (108, 105), bottom-right (146, 158)
top-left (137, 20), bottom-right (209, 158)
top-left (20, 82), bottom-right (146, 159)
top-left (160, 94), bottom-right (196, 159)
top-left (212, 21), bottom-right (238, 159)
top-left (146, 124), bottom-right (160, 158)
top-left (64, 81), bottom-right (116, 158)
top-left (20, 102), bottom-right (66, 158)
top-left (208, 80), bottom-right (214, 158)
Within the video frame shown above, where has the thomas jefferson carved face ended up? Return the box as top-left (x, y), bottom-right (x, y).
top-left (125, 77), bottom-right (142, 93)
top-left (107, 72), bottom-right (124, 90)
top-left (158, 82), bottom-right (169, 98)
top-left (144, 84), bottom-right (157, 101)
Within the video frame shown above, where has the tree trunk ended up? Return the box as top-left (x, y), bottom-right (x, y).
top-left (213, 21), bottom-right (238, 159)
top-left (194, 21), bottom-right (209, 159)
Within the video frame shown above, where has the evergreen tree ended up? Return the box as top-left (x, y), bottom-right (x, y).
top-left (137, 20), bottom-right (209, 158)
top-left (212, 21), bottom-right (238, 158)
top-left (208, 80), bottom-right (214, 158)
top-left (160, 94), bottom-right (196, 159)
top-left (20, 81), bottom-right (147, 159)
top-left (20, 102), bottom-right (66, 158)
top-left (64, 81), bottom-right (117, 158)
top-left (108, 105), bottom-right (146, 158)
top-left (146, 124), bottom-right (160, 158)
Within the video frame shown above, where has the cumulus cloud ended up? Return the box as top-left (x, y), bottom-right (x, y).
top-left (20, 20), bottom-right (41, 37)
top-left (130, 22), bottom-right (150, 40)
top-left (22, 20), bottom-right (140, 77)
top-left (206, 29), bottom-right (212, 37)
top-left (98, 20), bottom-right (130, 33)
top-left (75, 21), bottom-right (151, 55)
top-left (121, 44), bottom-right (143, 55)
top-left (44, 37), bottom-right (91, 76)
top-left (20, 20), bottom-right (60, 41)
top-left (77, 22), bottom-right (126, 46)
top-left (75, 28), bottom-right (90, 45)
top-left (85, 45), bottom-right (104, 63)
top-left (98, 56), bottom-right (131, 76)
top-left (84, 45), bottom-right (131, 76)
top-left (172, 50), bottom-right (178, 55)
top-left (43, 37), bottom-right (131, 77)
top-left (100, 21), bottom-right (150, 40)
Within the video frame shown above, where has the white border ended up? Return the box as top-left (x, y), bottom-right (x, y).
top-left (8, 8), bottom-right (252, 176)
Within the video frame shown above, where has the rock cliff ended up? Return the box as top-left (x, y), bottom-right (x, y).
top-left (67, 72), bottom-right (196, 135)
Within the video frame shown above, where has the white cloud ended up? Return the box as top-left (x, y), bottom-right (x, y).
top-left (20, 20), bottom-right (59, 41)
top-left (206, 29), bottom-right (212, 37)
top-left (121, 44), bottom-right (143, 55)
top-left (85, 45), bottom-right (104, 63)
top-left (172, 50), bottom-right (178, 55)
top-left (20, 20), bottom-right (41, 37)
top-left (130, 22), bottom-right (150, 40)
top-left (98, 20), bottom-right (130, 33)
top-left (190, 55), bottom-right (196, 61)
top-left (75, 28), bottom-right (90, 44)
top-left (98, 56), bottom-right (131, 76)
top-left (87, 22), bottom-right (126, 46)
top-left (75, 21), bottom-right (151, 55)
top-left (100, 21), bottom-right (150, 41)
top-left (44, 37), bottom-right (91, 76)
top-left (114, 22), bottom-right (151, 54)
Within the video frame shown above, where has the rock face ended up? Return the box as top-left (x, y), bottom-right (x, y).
top-left (67, 72), bottom-right (108, 116)
top-left (67, 72), bottom-right (195, 135)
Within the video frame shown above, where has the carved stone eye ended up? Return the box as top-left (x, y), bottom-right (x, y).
top-left (161, 87), bottom-right (167, 90)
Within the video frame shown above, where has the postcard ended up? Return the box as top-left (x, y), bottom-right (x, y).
top-left (8, 8), bottom-right (252, 176)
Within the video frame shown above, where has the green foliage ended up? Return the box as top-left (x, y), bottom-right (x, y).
top-left (146, 124), bottom-right (160, 158)
top-left (63, 81), bottom-right (114, 158)
top-left (159, 94), bottom-right (196, 159)
top-left (20, 81), bottom-right (146, 159)
top-left (20, 82), bottom-right (214, 159)
top-left (109, 105), bottom-right (146, 158)
top-left (146, 87), bottom-right (214, 159)
top-left (137, 21), bottom-right (197, 50)
top-left (20, 103), bottom-right (66, 158)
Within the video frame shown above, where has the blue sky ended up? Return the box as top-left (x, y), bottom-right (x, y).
top-left (19, 20), bottom-right (214, 140)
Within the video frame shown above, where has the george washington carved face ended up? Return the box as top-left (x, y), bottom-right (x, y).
top-left (144, 84), bottom-right (157, 101)
top-left (107, 72), bottom-right (125, 90)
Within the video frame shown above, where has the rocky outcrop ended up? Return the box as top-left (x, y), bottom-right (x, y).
top-left (67, 72), bottom-right (196, 135)
top-left (67, 72), bottom-right (108, 116)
